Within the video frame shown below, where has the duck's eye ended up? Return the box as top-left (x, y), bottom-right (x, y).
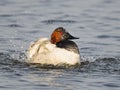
top-left (58, 31), bottom-right (63, 35)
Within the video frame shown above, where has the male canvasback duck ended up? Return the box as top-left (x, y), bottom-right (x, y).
top-left (26, 27), bottom-right (80, 66)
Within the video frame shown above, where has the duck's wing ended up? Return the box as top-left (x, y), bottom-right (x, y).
top-left (27, 38), bottom-right (50, 59)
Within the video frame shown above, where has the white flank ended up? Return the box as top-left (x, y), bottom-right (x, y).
top-left (26, 38), bottom-right (80, 65)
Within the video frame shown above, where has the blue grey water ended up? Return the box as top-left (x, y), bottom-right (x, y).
top-left (0, 0), bottom-right (120, 90)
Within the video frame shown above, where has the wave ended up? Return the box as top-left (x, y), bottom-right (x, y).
top-left (41, 19), bottom-right (77, 24)
top-left (0, 52), bottom-right (120, 74)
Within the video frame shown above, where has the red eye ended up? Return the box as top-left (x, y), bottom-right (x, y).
top-left (59, 31), bottom-right (63, 35)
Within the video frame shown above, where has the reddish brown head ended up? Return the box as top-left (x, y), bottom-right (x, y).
top-left (51, 27), bottom-right (79, 44)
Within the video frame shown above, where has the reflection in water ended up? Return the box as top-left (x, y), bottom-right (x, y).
top-left (0, 52), bottom-right (120, 90)
top-left (26, 70), bottom-right (65, 87)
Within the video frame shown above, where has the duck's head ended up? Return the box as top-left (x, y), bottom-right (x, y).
top-left (51, 27), bottom-right (79, 44)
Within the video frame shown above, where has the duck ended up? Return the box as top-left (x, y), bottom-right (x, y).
top-left (26, 27), bottom-right (80, 66)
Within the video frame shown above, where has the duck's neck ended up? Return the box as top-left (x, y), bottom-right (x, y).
top-left (56, 40), bottom-right (79, 54)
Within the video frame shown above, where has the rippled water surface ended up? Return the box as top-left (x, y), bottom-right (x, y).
top-left (0, 0), bottom-right (120, 90)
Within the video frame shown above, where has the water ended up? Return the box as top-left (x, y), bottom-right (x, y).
top-left (0, 0), bottom-right (120, 90)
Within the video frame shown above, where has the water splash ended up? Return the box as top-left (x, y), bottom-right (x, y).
top-left (0, 52), bottom-right (119, 73)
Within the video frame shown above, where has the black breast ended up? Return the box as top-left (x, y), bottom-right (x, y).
top-left (56, 40), bottom-right (79, 54)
